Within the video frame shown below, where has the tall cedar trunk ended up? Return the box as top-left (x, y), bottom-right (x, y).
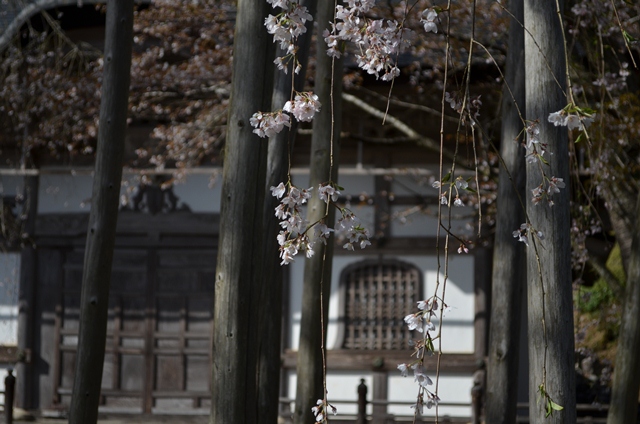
top-left (524, 1), bottom-right (576, 422)
top-left (16, 175), bottom-right (38, 410)
top-left (607, 194), bottom-right (640, 424)
top-left (209, 0), bottom-right (272, 423)
top-left (68, 1), bottom-right (134, 422)
top-left (258, 1), bottom-right (316, 422)
top-left (293, 0), bottom-right (343, 421)
top-left (485, 0), bottom-right (526, 421)
top-left (600, 184), bottom-right (636, 274)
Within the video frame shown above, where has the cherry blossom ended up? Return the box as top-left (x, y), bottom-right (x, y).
top-left (283, 92), bottom-right (321, 122)
top-left (548, 109), bottom-right (595, 131)
top-left (323, 0), bottom-right (411, 80)
top-left (397, 363), bottom-right (410, 377)
top-left (421, 8), bottom-right (438, 33)
top-left (404, 313), bottom-right (423, 332)
top-left (319, 183), bottom-right (341, 203)
top-left (311, 398), bottom-right (337, 422)
top-left (413, 364), bottom-right (433, 387)
top-left (250, 110), bottom-right (291, 138)
top-left (265, 3), bottom-right (313, 55)
top-left (337, 213), bottom-right (370, 250)
top-left (314, 223), bottom-right (335, 244)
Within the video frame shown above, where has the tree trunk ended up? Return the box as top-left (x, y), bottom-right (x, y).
top-left (607, 194), bottom-right (640, 424)
top-left (524, 0), bottom-right (576, 424)
top-left (524, 1), bottom-right (576, 422)
top-left (293, 0), bottom-right (343, 421)
top-left (16, 175), bottom-right (38, 410)
top-left (485, 0), bottom-right (526, 422)
top-left (210, 0), bottom-right (272, 423)
top-left (68, 1), bottom-right (134, 422)
top-left (257, 1), bottom-right (316, 422)
top-left (600, 184), bottom-right (635, 273)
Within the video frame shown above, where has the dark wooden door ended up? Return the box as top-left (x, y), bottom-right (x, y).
top-left (53, 247), bottom-right (216, 414)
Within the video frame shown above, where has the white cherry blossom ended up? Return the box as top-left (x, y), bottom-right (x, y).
top-left (283, 92), bottom-right (321, 122)
top-left (421, 8), bottom-right (438, 33)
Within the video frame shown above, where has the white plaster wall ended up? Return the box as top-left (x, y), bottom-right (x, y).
top-left (390, 205), bottom-right (475, 238)
top-left (404, 254), bottom-right (475, 354)
top-left (284, 370), bottom-right (472, 418)
top-left (0, 176), bottom-right (24, 197)
top-left (288, 255), bottom-right (369, 351)
top-left (38, 174), bottom-right (94, 213)
top-left (285, 370), bottom-right (374, 416)
top-left (388, 372), bottom-right (473, 417)
top-left (36, 172), bottom-right (221, 214)
top-left (170, 174), bottom-right (221, 212)
top-left (0, 253), bottom-right (20, 346)
top-left (291, 172), bottom-right (375, 196)
top-left (288, 254), bottom-right (475, 353)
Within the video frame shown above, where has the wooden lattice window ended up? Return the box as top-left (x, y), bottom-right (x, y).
top-left (340, 260), bottom-right (422, 350)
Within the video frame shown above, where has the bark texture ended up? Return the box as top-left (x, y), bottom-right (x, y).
top-left (68, 1), bottom-right (134, 422)
top-left (257, 1), bottom-right (315, 422)
top-left (524, 1), bottom-right (576, 422)
top-left (210, 0), bottom-right (272, 423)
top-left (294, 0), bottom-right (343, 421)
top-left (16, 175), bottom-right (38, 410)
top-left (607, 194), bottom-right (640, 424)
top-left (485, 0), bottom-right (526, 422)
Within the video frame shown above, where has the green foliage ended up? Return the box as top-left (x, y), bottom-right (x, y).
top-left (574, 244), bottom-right (626, 363)
top-left (604, 243), bottom-right (625, 285)
top-left (537, 384), bottom-right (564, 418)
top-left (576, 244), bottom-right (625, 313)
top-left (576, 278), bottom-right (615, 313)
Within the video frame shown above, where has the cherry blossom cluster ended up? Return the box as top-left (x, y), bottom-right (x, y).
top-left (512, 222), bottom-right (544, 246)
top-left (283, 92), bottom-right (321, 122)
top-left (251, 0), bottom-right (320, 138)
top-left (250, 91), bottom-right (320, 137)
top-left (445, 91), bottom-right (483, 126)
top-left (265, 0), bottom-right (313, 73)
top-left (311, 398), bottom-right (337, 422)
top-left (323, 0), bottom-right (413, 81)
top-left (523, 120), bottom-right (567, 206)
top-left (592, 63), bottom-right (630, 92)
top-left (337, 213), bottom-right (371, 250)
top-left (524, 120), bottom-right (549, 164)
top-left (397, 297), bottom-right (443, 414)
top-left (271, 182), bottom-right (371, 265)
top-left (432, 175), bottom-right (472, 207)
top-left (271, 182), bottom-right (313, 265)
top-left (250, 110), bottom-right (291, 138)
top-left (531, 176), bottom-right (566, 206)
top-left (548, 103), bottom-right (596, 132)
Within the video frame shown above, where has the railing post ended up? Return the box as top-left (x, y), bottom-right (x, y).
top-left (471, 382), bottom-right (482, 424)
top-left (356, 378), bottom-right (367, 424)
top-left (471, 360), bottom-right (485, 424)
top-left (4, 368), bottom-right (15, 424)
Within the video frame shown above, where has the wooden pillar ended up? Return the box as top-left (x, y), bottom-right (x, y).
top-left (474, 246), bottom-right (490, 361)
top-left (371, 370), bottom-right (388, 424)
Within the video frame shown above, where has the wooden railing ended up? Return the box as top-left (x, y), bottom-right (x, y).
top-left (278, 379), bottom-right (619, 424)
top-left (278, 379), bottom-right (473, 424)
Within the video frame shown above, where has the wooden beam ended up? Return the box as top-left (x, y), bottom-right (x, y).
top-left (282, 350), bottom-right (477, 373)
